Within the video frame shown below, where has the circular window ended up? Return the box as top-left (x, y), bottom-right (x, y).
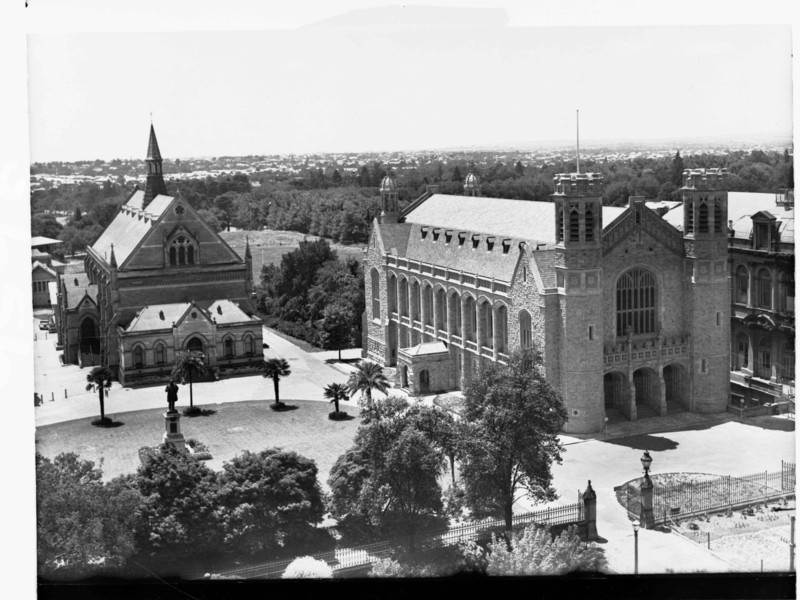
top-left (572, 410), bottom-right (579, 416)
top-left (191, 311), bottom-right (198, 319)
top-left (174, 205), bottom-right (185, 215)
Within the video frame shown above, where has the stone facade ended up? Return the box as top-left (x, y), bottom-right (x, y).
top-left (366, 169), bottom-right (734, 433)
top-left (56, 125), bottom-right (263, 386)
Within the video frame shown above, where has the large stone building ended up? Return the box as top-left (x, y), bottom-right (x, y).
top-left (662, 189), bottom-right (794, 407)
top-left (365, 167), bottom-right (733, 434)
top-left (56, 125), bottom-right (263, 386)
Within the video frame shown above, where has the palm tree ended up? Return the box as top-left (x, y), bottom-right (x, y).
top-left (85, 366), bottom-right (114, 423)
top-left (262, 358), bottom-right (291, 408)
top-left (346, 360), bottom-right (389, 408)
top-left (323, 382), bottom-right (349, 415)
top-left (171, 351), bottom-right (207, 411)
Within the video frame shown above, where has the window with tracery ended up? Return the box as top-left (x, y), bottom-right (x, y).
top-left (569, 204), bottom-right (580, 242)
top-left (133, 345), bottom-right (145, 368)
top-left (169, 235), bottom-right (197, 266)
top-left (223, 337), bottom-right (234, 359)
top-left (519, 310), bottom-right (532, 349)
top-left (734, 266), bottom-right (749, 304)
top-left (698, 201), bottom-right (709, 233)
top-left (585, 203), bottom-right (594, 242)
top-left (244, 334), bottom-right (256, 356)
top-left (154, 342), bottom-right (166, 365)
top-left (616, 268), bottom-right (657, 337)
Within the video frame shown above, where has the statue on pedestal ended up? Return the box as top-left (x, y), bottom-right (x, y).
top-left (165, 380), bottom-right (179, 413)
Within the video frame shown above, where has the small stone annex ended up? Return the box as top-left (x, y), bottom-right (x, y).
top-left (55, 125), bottom-right (263, 387)
top-left (364, 166), bottom-right (735, 434)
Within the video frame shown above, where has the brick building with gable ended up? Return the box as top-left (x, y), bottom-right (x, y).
top-left (56, 125), bottom-right (263, 386)
top-left (364, 166), bottom-right (733, 434)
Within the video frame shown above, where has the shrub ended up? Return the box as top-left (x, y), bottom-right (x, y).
top-left (281, 556), bottom-right (333, 579)
top-left (328, 411), bottom-right (349, 420)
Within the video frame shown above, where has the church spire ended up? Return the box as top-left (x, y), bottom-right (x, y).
top-left (109, 243), bottom-right (117, 268)
top-left (143, 123), bottom-right (168, 210)
top-left (245, 235), bottom-right (252, 259)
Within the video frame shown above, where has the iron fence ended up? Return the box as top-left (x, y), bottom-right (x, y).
top-left (615, 462), bottom-right (795, 524)
top-left (216, 500), bottom-right (585, 579)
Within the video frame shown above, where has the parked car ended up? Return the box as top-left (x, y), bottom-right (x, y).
top-left (38, 320), bottom-right (49, 330)
top-left (48, 323), bottom-right (57, 333)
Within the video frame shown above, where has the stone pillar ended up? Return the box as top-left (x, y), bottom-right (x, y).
top-left (583, 480), bottom-right (598, 541)
top-left (163, 411), bottom-right (187, 453)
top-left (476, 302), bottom-right (484, 350)
top-left (628, 370), bottom-right (638, 421)
top-left (640, 473), bottom-right (655, 529)
top-left (747, 269), bottom-right (755, 307)
top-left (461, 296), bottom-right (469, 341)
top-left (420, 286), bottom-right (428, 331)
top-left (446, 293), bottom-right (453, 341)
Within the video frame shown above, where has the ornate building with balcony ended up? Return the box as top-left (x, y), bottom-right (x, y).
top-left (663, 188), bottom-right (794, 407)
top-left (364, 167), bottom-right (732, 434)
top-left (56, 124), bottom-right (263, 386)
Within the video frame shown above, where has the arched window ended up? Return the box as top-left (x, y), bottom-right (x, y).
top-left (714, 199), bottom-right (723, 233)
top-left (371, 268), bottom-right (381, 320)
top-left (463, 296), bottom-right (476, 342)
top-left (186, 337), bottom-right (204, 353)
top-left (244, 334), bottom-right (256, 356)
top-left (735, 333), bottom-right (749, 371)
top-left (585, 203), bottom-right (594, 242)
top-left (423, 285), bottom-right (433, 326)
top-left (616, 268), bottom-right (657, 337)
top-left (757, 268), bottom-right (772, 309)
top-left (686, 201), bottom-right (694, 234)
top-left (557, 206), bottom-right (565, 242)
top-left (169, 235), bottom-right (198, 267)
top-left (154, 342), bottom-right (166, 365)
top-left (399, 278), bottom-right (409, 317)
top-left (734, 266), bottom-right (749, 305)
top-left (497, 305), bottom-right (508, 353)
top-left (698, 201), bottom-right (709, 233)
top-left (388, 275), bottom-right (397, 314)
top-left (758, 338), bottom-right (772, 379)
top-left (519, 310), bottom-right (532, 349)
top-left (778, 272), bottom-right (794, 313)
top-left (781, 343), bottom-right (795, 381)
top-left (411, 281), bottom-right (421, 322)
top-left (569, 204), bottom-right (580, 242)
top-left (223, 337), bottom-right (234, 359)
top-left (133, 345), bottom-right (145, 369)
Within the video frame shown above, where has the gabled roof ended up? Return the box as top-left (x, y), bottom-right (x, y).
top-left (404, 193), bottom-right (625, 243)
top-left (31, 236), bottom-right (63, 247)
top-left (32, 261), bottom-right (56, 278)
top-left (61, 262), bottom-right (97, 309)
top-left (90, 189), bottom-right (174, 268)
top-left (125, 302), bottom-right (193, 332)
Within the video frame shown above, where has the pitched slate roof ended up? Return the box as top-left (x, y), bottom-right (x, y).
top-left (207, 300), bottom-right (257, 324)
top-left (404, 194), bottom-right (625, 243)
top-left (125, 303), bottom-right (193, 332)
top-left (530, 249), bottom-right (557, 289)
top-left (31, 236), bottom-right (63, 247)
top-left (91, 189), bottom-right (174, 267)
top-left (62, 262), bottom-right (97, 309)
top-left (377, 223), bottom-right (412, 256)
top-left (31, 261), bottom-right (56, 278)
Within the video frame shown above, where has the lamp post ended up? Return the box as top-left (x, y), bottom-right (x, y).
top-left (639, 451), bottom-right (655, 529)
top-left (632, 519), bottom-right (640, 575)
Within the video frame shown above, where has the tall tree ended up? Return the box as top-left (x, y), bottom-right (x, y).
top-left (262, 357), bottom-right (291, 408)
top-left (85, 366), bottom-right (114, 424)
top-left (36, 453), bottom-right (143, 579)
top-left (346, 360), bottom-right (389, 408)
top-left (452, 165), bottom-right (463, 183)
top-left (514, 160), bottom-right (525, 177)
top-left (319, 302), bottom-right (354, 360)
top-left (216, 449), bottom-right (325, 553)
top-left (459, 346), bottom-right (568, 531)
top-left (670, 150), bottom-right (685, 187)
top-left (171, 351), bottom-right (207, 412)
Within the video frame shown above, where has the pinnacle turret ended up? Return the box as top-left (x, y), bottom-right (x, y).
top-left (143, 123), bottom-right (168, 209)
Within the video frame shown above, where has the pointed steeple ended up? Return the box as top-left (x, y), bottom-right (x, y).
top-left (143, 123), bottom-right (168, 210)
top-left (146, 124), bottom-right (162, 161)
top-left (245, 236), bottom-right (252, 259)
top-left (109, 243), bottom-right (118, 268)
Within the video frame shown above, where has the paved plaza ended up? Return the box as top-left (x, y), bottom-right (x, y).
top-left (32, 316), bottom-right (796, 575)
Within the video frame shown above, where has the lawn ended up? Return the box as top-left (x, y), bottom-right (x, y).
top-left (221, 229), bottom-right (365, 276)
top-left (35, 400), bottom-right (361, 487)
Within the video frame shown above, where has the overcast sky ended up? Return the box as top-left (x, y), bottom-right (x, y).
top-left (28, 19), bottom-right (793, 162)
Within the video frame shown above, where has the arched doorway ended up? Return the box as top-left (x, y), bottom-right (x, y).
top-left (186, 336), bottom-right (204, 354)
top-left (663, 363), bottom-right (689, 411)
top-left (633, 367), bottom-right (660, 415)
top-left (400, 365), bottom-right (409, 389)
top-left (604, 371), bottom-right (631, 421)
top-left (419, 369), bottom-right (430, 393)
top-left (79, 317), bottom-right (100, 361)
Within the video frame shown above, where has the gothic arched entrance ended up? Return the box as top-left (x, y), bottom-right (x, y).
top-left (186, 336), bottom-right (204, 354)
top-left (633, 367), bottom-right (661, 416)
top-left (663, 363), bottom-right (689, 411)
top-left (419, 369), bottom-right (430, 394)
top-left (79, 317), bottom-right (100, 365)
top-left (400, 365), bottom-right (409, 389)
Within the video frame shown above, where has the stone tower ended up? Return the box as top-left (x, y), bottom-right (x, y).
top-left (681, 168), bottom-right (731, 412)
top-left (379, 171), bottom-right (399, 224)
top-left (143, 123), bottom-right (168, 209)
top-left (553, 172), bottom-right (605, 433)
